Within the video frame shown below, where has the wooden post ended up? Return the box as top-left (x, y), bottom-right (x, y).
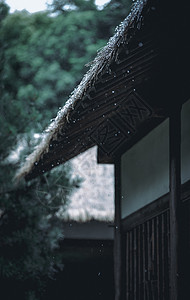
top-left (169, 106), bottom-right (182, 300)
top-left (114, 158), bottom-right (122, 300)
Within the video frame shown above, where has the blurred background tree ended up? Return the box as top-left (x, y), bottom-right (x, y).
top-left (0, 0), bottom-right (132, 298)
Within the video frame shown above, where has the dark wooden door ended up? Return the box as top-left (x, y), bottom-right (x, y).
top-left (125, 210), bottom-right (170, 300)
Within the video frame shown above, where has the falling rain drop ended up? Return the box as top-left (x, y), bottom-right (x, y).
top-left (138, 42), bottom-right (143, 47)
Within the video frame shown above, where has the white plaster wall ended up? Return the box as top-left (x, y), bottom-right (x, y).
top-left (121, 99), bottom-right (190, 219)
top-left (121, 119), bottom-right (169, 218)
top-left (181, 99), bottom-right (190, 184)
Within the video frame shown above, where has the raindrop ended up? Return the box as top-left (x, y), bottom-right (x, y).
top-left (51, 164), bottom-right (54, 167)
top-left (42, 170), bottom-right (45, 173)
top-left (127, 70), bottom-right (130, 73)
top-left (112, 90), bottom-right (115, 94)
top-left (115, 133), bottom-right (118, 136)
top-left (137, 22), bottom-right (141, 30)
top-left (114, 103), bottom-right (117, 106)
top-left (128, 131), bottom-right (131, 134)
top-left (102, 115), bottom-right (105, 118)
top-left (133, 88), bottom-right (136, 91)
top-left (138, 42), bottom-right (143, 47)
top-left (34, 162), bottom-right (38, 165)
top-left (98, 272), bottom-right (101, 276)
top-left (151, 6), bottom-right (156, 10)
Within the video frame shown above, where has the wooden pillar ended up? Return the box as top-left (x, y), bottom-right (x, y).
top-left (169, 106), bottom-right (182, 300)
top-left (114, 158), bottom-right (122, 300)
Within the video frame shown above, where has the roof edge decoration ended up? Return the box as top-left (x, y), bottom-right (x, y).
top-left (16, 0), bottom-right (148, 181)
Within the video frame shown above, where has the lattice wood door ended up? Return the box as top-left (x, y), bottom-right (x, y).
top-left (125, 210), bottom-right (170, 300)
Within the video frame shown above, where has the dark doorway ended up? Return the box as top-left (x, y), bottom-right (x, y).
top-left (43, 239), bottom-right (114, 300)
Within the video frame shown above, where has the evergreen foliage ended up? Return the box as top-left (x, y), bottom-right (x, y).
top-left (0, 0), bottom-right (132, 298)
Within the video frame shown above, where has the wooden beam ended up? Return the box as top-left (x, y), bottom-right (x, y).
top-left (169, 106), bottom-right (182, 300)
top-left (114, 158), bottom-right (122, 300)
top-left (97, 147), bottom-right (114, 164)
top-left (122, 192), bottom-right (169, 232)
top-left (122, 178), bottom-right (190, 233)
